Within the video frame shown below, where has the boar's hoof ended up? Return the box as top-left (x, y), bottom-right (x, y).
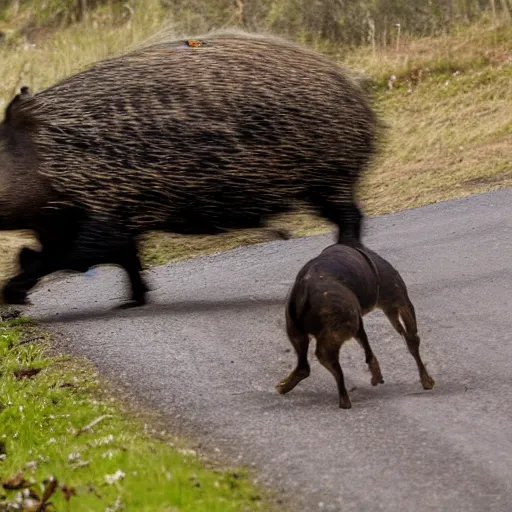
top-left (2, 286), bottom-right (31, 306)
top-left (115, 298), bottom-right (147, 310)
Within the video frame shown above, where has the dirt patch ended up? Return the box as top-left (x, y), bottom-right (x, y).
top-left (463, 170), bottom-right (512, 188)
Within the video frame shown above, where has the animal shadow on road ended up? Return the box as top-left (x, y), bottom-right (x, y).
top-left (262, 379), bottom-right (466, 411)
top-left (33, 297), bottom-right (286, 324)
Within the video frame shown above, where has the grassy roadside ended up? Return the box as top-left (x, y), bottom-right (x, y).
top-left (0, 313), bottom-right (274, 511)
top-left (0, 11), bottom-right (509, 511)
top-left (348, 20), bottom-right (512, 216)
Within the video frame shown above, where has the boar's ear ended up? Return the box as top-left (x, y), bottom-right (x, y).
top-left (3, 86), bottom-right (37, 129)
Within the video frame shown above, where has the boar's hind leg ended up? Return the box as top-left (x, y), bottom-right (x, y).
top-left (114, 240), bottom-right (148, 308)
top-left (2, 277), bottom-right (33, 305)
top-left (3, 245), bottom-right (78, 306)
top-left (2, 221), bottom-right (78, 304)
top-left (308, 191), bottom-right (363, 244)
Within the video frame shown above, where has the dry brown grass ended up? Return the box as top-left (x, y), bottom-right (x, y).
top-left (0, 17), bottom-right (510, 277)
top-left (352, 21), bottom-right (512, 215)
top-left (0, 233), bottom-right (39, 282)
top-left (142, 20), bottom-right (512, 267)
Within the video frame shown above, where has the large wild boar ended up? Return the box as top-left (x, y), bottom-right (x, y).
top-left (0, 31), bottom-right (382, 308)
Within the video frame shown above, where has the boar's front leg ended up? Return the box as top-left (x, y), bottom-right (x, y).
top-left (3, 221), bottom-right (148, 308)
top-left (61, 218), bottom-right (149, 308)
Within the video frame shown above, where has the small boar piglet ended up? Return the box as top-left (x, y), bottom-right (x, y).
top-left (277, 243), bottom-right (435, 409)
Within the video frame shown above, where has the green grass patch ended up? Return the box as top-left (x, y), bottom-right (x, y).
top-left (0, 314), bottom-right (272, 511)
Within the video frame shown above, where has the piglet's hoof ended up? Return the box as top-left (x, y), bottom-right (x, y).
top-left (421, 373), bottom-right (436, 390)
top-left (371, 375), bottom-right (385, 386)
top-left (276, 380), bottom-right (291, 395)
top-left (339, 398), bottom-right (352, 409)
top-left (369, 359), bottom-right (384, 386)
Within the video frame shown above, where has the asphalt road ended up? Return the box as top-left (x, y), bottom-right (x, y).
top-left (28, 188), bottom-right (512, 511)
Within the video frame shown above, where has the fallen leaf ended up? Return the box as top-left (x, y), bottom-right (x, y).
top-left (0, 310), bottom-right (21, 322)
top-left (68, 452), bottom-right (81, 463)
top-left (13, 368), bottom-right (41, 380)
top-left (177, 448), bottom-right (197, 457)
top-left (61, 485), bottom-right (76, 502)
top-left (71, 460), bottom-right (90, 470)
top-left (22, 498), bottom-right (42, 512)
top-left (105, 470), bottom-right (126, 485)
top-left (3, 472), bottom-right (29, 490)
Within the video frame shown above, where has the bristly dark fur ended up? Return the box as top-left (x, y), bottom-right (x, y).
top-left (277, 243), bottom-right (435, 409)
top-left (0, 31), bottom-right (383, 307)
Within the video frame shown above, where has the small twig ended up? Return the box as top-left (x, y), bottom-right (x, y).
top-left (16, 336), bottom-right (45, 347)
top-left (71, 460), bottom-right (91, 470)
top-left (234, 0), bottom-right (246, 27)
top-left (0, 310), bottom-right (22, 322)
top-left (123, 3), bottom-right (134, 19)
top-left (394, 23), bottom-right (401, 52)
top-left (76, 415), bottom-right (113, 436)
